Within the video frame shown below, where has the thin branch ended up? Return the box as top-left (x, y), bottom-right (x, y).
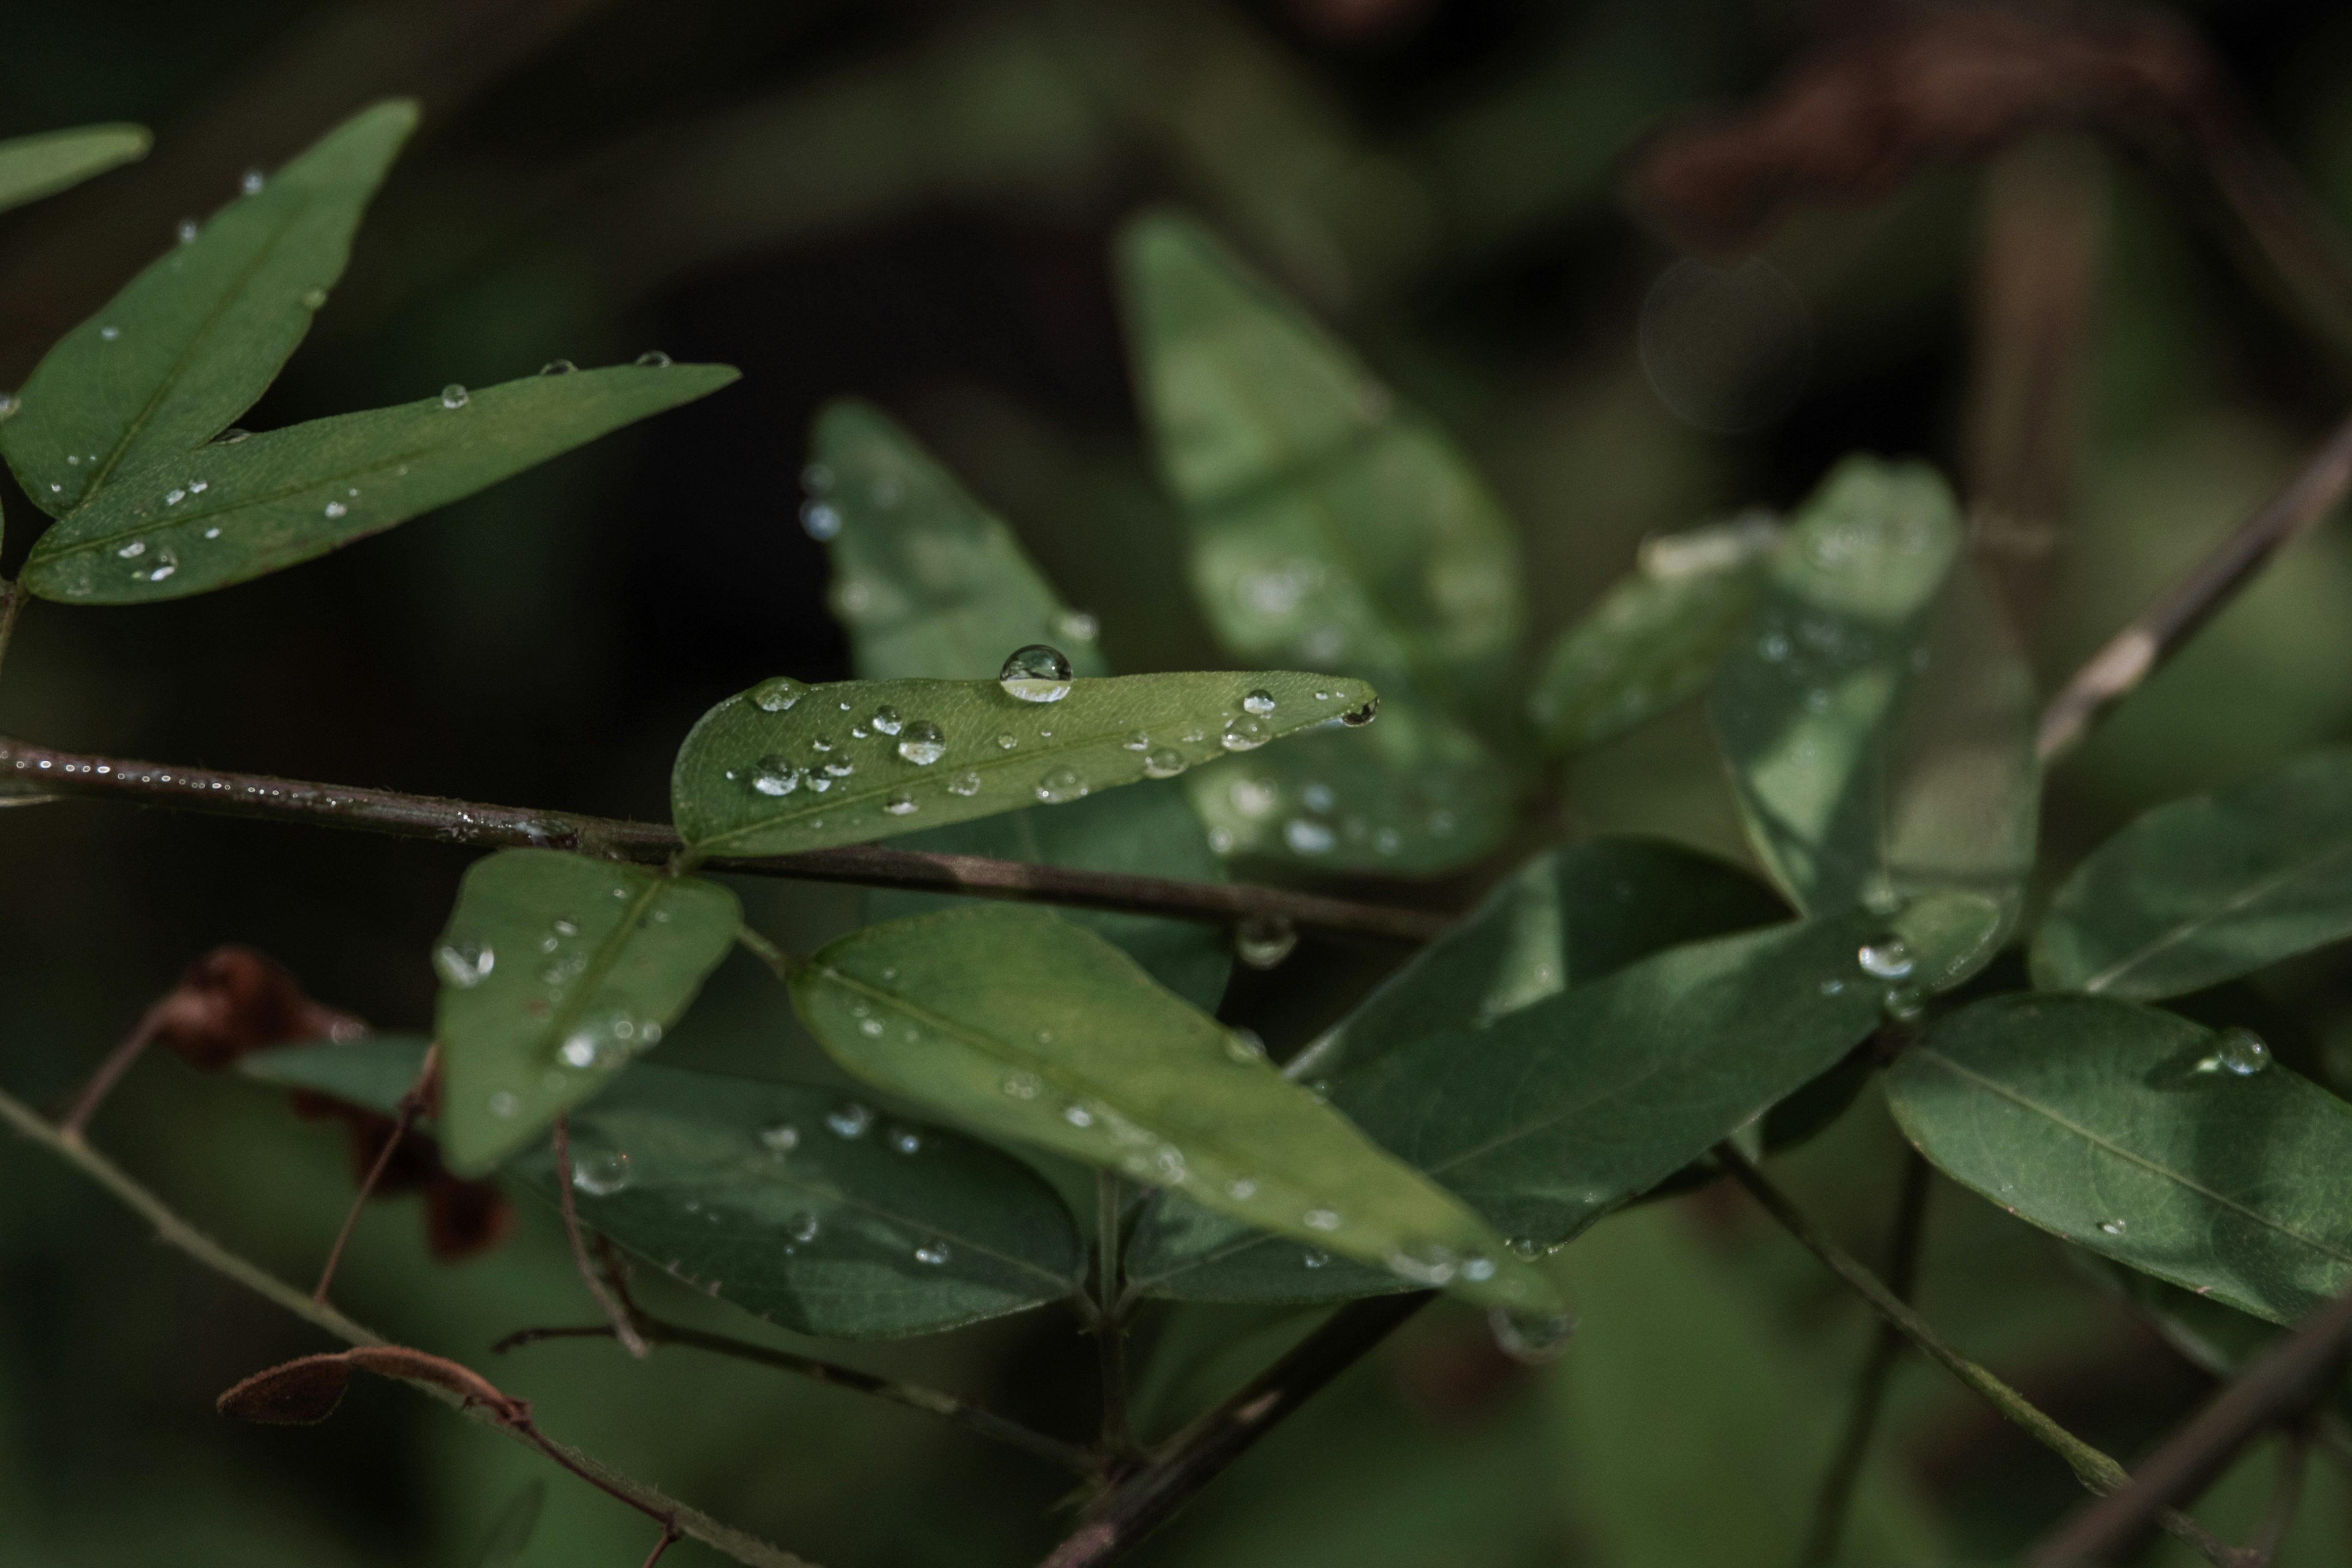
top-left (550, 1115), bottom-right (651, 1359)
top-left (641, 1521), bottom-right (682, 1568)
top-left (0, 734), bottom-right (1447, 943)
top-left (312, 1042), bottom-right (439, 1303)
top-left (2026, 1283), bottom-right (2352, 1566)
top-left (1095, 1171), bottom-right (1134, 1459)
top-left (1714, 1145), bottom-right (2237, 1567)
top-left (0, 1082), bottom-right (816, 1568)
top-left (494, 1316), bottom-right (1102, 1478)
top-left (57, 997), bottom-right (171, 1137)
top-left (0, 581), bottom-right (22, 684)
top-left (1036, 1290), bottom-right (1434, 1568)
top-left (1802, 1147), bottom-right (1932, 1566)
top-left (2037, 404), bottom-right (2352, 764)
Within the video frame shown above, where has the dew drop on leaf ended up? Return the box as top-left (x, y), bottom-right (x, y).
top-left (914, 1242), bottom-right (951, 1267)
top-left (870, 706), bottom-right (902, 736)
top-left (1303, 1208), bottom-right (1341, 1232)
top-left (571, 1149), bottom-right (630, 1196)
top-left (883, 790), bottom-right (918, 816)
top-left (1489, 1307), bottom-right (1577, 1365)
top-left (1242, 688), bottom-right (1276, 715)
top-left (635, 350), bottom-right (672, 368)
top-left (239, 167), bottom-right (266, 195)
top-left (538, 358), bottom-right (576, 375)
top-left (760, 1123), bottom-right (800, 1153)
top-left (435, 941), bottom-right (495, 987)
top-left (440, 384), bottom-right (469, 410)
top-left (1036, 766), bottom-right (1088, 804)
top-left (1144, 747), bottom-right (1188, 779)
top-left (1339, 699), bottom-right (1378, 727)
top-left (2200, 1027), bottom-right (2271, 1077)
top-left (998, 644), bottom-right (1073, 704)
top-left (946, 769), bottom-right (982, 797)
top-left (2099, 1218), bottom-right (2127, 1236)
top-left (1235, 916), bottom-right (1298, 970)
top-left (749, 756), bottom-right (800, 797)
top-left (826, 1102), bottom-right (873, 1139)
top-left (752, 677), bottom-right (803, 713)
top-left (1856, 939), bottom-right (1913, 980)
top-left (1221, 715), bottom-right (1270, 752)
top-left (788, 1212), bottom-right (820, 1243)
top-left (895, 720), bottom-right (945, 765)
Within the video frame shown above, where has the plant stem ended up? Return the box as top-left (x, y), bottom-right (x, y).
top-left (494, 1316), bottom-right (1102, 1478)
top-left (1095, 1171), bottom-right (1134, 1458)
top-left (1801, 1146), bottom-right (1932, 1566)
top-left (733, 925), bottom-right (804, 981)
top-left (0, 581), bottom-right (21, 686)
top-left (551, 1115), bottom-right (651, 1359)
top-left (1714, 1145), bottom-right (2237, 1567)
top-left (0, 1081), bottom-right (815, 1568)
top-left (641, 1522), bottom-right (682, 1568)
top-left (0, 734), bottom-right (1447, 943)
top-left (313, 1041), bottom-right (439, 1303)
top-left (58, 996), bottom-right (170, 1137)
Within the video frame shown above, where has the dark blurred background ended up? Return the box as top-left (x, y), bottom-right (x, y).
top-left (6, 1), bottom-right (2352, 1562)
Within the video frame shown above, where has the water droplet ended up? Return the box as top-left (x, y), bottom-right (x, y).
top-left (216, 428), bottom-right (251, 445)
top-left (914, 1242), bottom-right (951, 1267)
top-left (996, 734), bottom-right (1019, 751)
top-left (788, 1212), bottom-right (820, 1243)
top-left (869, 706), bottom-right (903, 737)
top-left (1242, 688), bottom-right (1276, 715)
top-left (998, 644), bottom-right (1073, 703)
top-left (826, 1102), bottom-right (874, 1139)
top-left (99, 325), bottom-right (119, 342)
top-left (752, 677), bottom-right (803, 712)
top-left (1144, 747), bottom-right (1187, 779)
top-left (1856, 939), bottom-right (1913, 980)
top-left (2199, 1027), bottom-right (2272, 1077)
top-left (1055, 609), bottom-right (1099, 644)
top-left (435, 941), bottom-right (496, 987)
top-left (440, 384), bottom-right (469, 409)
top-left (203, 527), bottom-right (222, 540)
top-left (1461, 1256), bottom-right (1497, 1282)
top-left (323, 500), bottom-right (347, 519)
top-left (1062, 1104), bottom-right (1095, 1128)
top-left (1224, 1029), bottom-right (1267, 1064)
top-left (190, 480), bottom-right (208, 494)
top-left (1121, 730), bottom-right (1150, 752)
top-left (176, 217), bottom-right (200, 244)
top-left (571, 1148), bottom-right (631, 1196)
top-left (636, 350), bottom-right (672, 368)
top-left (822, 758), bottom-right (854, 779)
top-left (164, 488), bottom-right (186, 506)
top-left (1226, 1177), bottom-right (1259, 1200)
top-left (239, 167), bottom-right (266, 195)
top-left (1339, 699), bottom-right (1378, 727)
top-left (800, 500), bottom-right (840, 540)
top-left (538, 358), bottom-right (577, 375)
top-left (1303, 1208), bottom-right (1341, 1231)
top-left (1036, 766), bottom-right (1088, 804)
top-left (1384, 1243), bottom-right (1459, 1287)
top-left (1222, 715), bottom-right (1270, 752)
top-left (1301, 1249), bottom-right (1330, 1268)
top-left (895, 720), bottom-right (946, 765)
top-left (1235, 916), bottom-right (1298, 970)
top-left (945, 769), bottom-right (982, 797)
top-left (2099, 1218), bottom-right (2127, 1237)
top-left (760, 1122), bottom-right (801, 1153)
top-left (1283, 818), bottom-right (1336, 855)
top-left (488, 1090), bottom-right (519, 1118)
top-left (1489, 1307), bottom-right (1577, 1365)
top-left (749, 756), bottom-right (800, 797)
top-left (116, 540), bottom-right (145, 560)
top-left (301, 286), bottom-right (328, 311)
top-left (886, 1127), bottom-right (924, 1156)
top-left (1819, 978), bottom-right (1847, 996)
top-left (883, 789), bottom-right (918, 816)
top-left (859, 1017), bottom-right (885, 1036)
top-left (1002, 1071), bottom-right (1041, 1099)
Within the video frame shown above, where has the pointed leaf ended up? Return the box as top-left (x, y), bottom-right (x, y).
top-left (1126, 910), bottom-right (1885, 1303)
top-left (3, 103), bottom-right (415, 516)
top-left (21, 362), bottom-right (737, 603)
top-left (432, 851), bottom-right (740, 1175)
top-left (509, 1066), bottom-right (1084, 1339)
top-left (788, 905), bottom-right (1560, 1314)
top-left (0, 124), bottom-right (148, 216)
top-left (2032, 748), bottom-right (2352, 1000)
top-left (672, 670), bottom-right (1374, 858)
top-left (1528, 514), bottom-right (1780, 753)
top-left (1887, 992), bottom-right (2352, 1325)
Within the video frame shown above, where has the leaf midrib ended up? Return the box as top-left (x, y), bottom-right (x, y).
top-left (2078, 834), bottom-right (2352, 994)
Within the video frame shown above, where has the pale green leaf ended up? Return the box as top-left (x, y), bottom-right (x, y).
top-left (4, 103), bottom-right (414, 516)
top-left (0, 124), bottom-right (148, 217)
top-left (433, 851), bottom-right (740, 1175)
top-left (2032, 748), bottom-right (2352, 1000)
top-left (1887, 992), bottom-right (2352, 1325)
top-left (672, 670), bottom-right (1374, 858)
top-left (787, 905), bottom-right (1560, 1314)
top-left (1528, 514), bottom-right (1779, 753)
top-left (22, 363), bottom-right (737, 604)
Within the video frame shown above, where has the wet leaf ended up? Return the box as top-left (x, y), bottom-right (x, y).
top-left (1528, 514), bottom-right (1780, 753)
top-left (1887, 992), bottom-right (2352, 1324)
top-left (672, 669), bottom-right (1374, 858)
top-left (22, 362), bottom-right (737, 604)
top-left (2032, 748), bottom-right (2352, 1000)
top-left (788, 905), bottom-right (1559, 1314)
top-left (4, 104), bottom-right (413, 517)
top-left (432, 851), bottom-right (740, 1176)
top-left (0, 123), bottom-right (148, 216)
top-left (508, 1065), bottom-right (1085, 1339)
top-left (1118, 211), bottom-right (1521, 872)
top-left (1126, 910), bottom-right (1886, 1303)
top-left (242, 1033), bottom-right (432, 1112)
top-left (469, 1480), bottom-right (545, 1568)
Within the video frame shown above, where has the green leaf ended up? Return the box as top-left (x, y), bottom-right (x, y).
top-left (242, 1033), bottom-right (432, 1111)
top-left (1528, 514), bottom-right (1780, 753)
top-left (1288, 835), bottom-right (1788, 1083)
top-left (0, 124), bottom-right (148, 217)
top-left (469, 1480), bottom-right (544, 1568)
top-left (21, 363), bottom-right (737, 605)
top-left (1117, 211), bottom-right (1522, 873)
top-left (1125, 910), bottom-right (1886, 1303)
top-left (4, 104), bottom-right (414, 516)
top-left (508, 1065), bottom-right (1084, 1340)
top-left (787, 905), bottom-right (1559, 1314)
top-left (2032, 748), bottom-right (2352, 1000)
top-left (1887, 992), bottom-right (2352, 1325)
top-left (672, 669), bottom-right (1374, 858)
top-left (811, 398), bottom-right (1230, 1011)
top-left (432, 851), bottom-right (741, 1177)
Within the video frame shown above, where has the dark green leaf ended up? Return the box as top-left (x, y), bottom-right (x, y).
top-left (1528, 514), bottom-right (1779, 753)
top-left (21, 363), bottom-right (737, 604)
top-left (242, 1033), bottom-right (432, 1111)
top-left (508, 1066), bottom-right (1084, 1340)
top-left (1125, 910), bottom-right (1885, 1303)
top-left (1887, 992), bottom-right (2352, 1324)
top-left (788, 905), bottom-right (1559, 1314)
top-left (432, 851), bottom-right (741, 1176)
top-left (2032, 748), bottom-right (2352, 1000)
top-left (469, 1480), bottom-right (544, 1568)
top-left (671, 669), bottom-right (1374, 858)
top-left (4, 104), bottom-right (414, 517)
top-left (0, 124), bottom-right (148, 217)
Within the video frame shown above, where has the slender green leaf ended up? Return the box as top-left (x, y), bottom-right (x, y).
top-left (1118, 211), bottom-right (1521, 872)
top-left (1528, 514), bottom-right (1780, 753)
top-left (469, 1480), bottom-right (544, 1568)
top-left (1887, 992), bottom-right (2352, 1324)
top-left (0, 124), bottom-right (148, 217)
top-left (812, 398), bottom-right (1230, 1010)
top-left (432, 851), bottom-right (740, 1175)
top-left (4, 103), bottom-right (414, 516)
top-left (1125, 910), bottom-right (1886, 1303)
top-left (243, 1033), bottom-right (432, 1110)
top-left (788, 905), bottom-right (1559, 1314)
top-left (1288, 835), bottom-right (1787, 1083)
top-left (508, 1066), bottom-right (1085, 1339)
top-left (2032, 748), bottom-right (2352, 999)
top-left (672, 670), bottom-right (1374, 858)
top-left (22, 363), bottom-right (737, 604)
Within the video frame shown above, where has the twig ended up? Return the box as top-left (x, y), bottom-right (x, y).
top-left (494, 1316), bottom-right (1101, 1477)
top-left (1036, 1291), bottom-right (1434, 1568)
top-left (0, 734), bottom-right (1447, 942)
top-left (312, 1042), bottom-right (439, 1303)
top-left (2026, 1283), bottom-right (2352, 1566)
top-left (0, 1081), bottom-right (815, 1568)
top-left (2037, 404), bottom-right (2352, 764)
top-left (550, 1115), bottom-right (651, 1359)
top-left (642, 1520), bottom-right (682, 1568)
top-left (57, 997), bottom-right (171, 1138)
top-left (1802, 1147), bottom-right (1932, 1566)
top-left (1714, 1145), bottom-right (2237, 1567)
top-left (1095, 1171), bottom-right (1134, 1459)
